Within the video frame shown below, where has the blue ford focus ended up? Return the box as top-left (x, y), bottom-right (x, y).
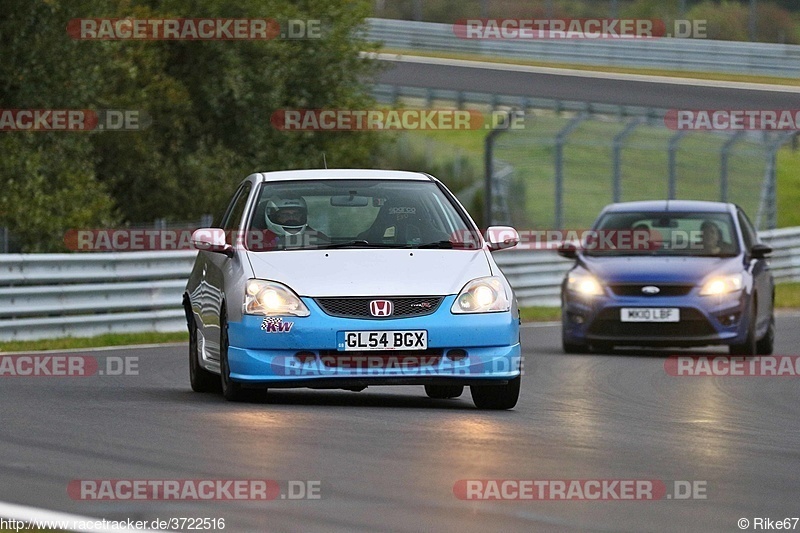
top-left (559, 201), bottom-right (774, 355)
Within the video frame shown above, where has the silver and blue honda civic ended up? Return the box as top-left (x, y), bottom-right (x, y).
top-left (183, 169), bottom-right (522, 409)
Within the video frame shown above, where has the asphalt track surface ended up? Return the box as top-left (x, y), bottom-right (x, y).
top-left (375, 55), bottom-right (800, 109)
top-left (2, 316), bottom-right (799, 532)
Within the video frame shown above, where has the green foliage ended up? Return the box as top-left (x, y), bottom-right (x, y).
top-left (373, 0), bottom-right (800, 43)
top-left (0, 0), bottom-right (119, 251)
top-left (621, 0), bottom-right (799, 43)
top-left (0, 134), bottom-right (118, 252)
top-left (1, 0), bottom-right (381, 250)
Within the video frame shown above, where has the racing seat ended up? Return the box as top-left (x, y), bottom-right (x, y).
top-left (357, 197), bottom-right (440, 245)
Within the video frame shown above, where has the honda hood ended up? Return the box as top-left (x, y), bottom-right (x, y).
top-left (246, 249), bottom-right (493, 297)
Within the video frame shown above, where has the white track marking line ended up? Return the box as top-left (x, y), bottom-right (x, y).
top-left (0, 500), bottom-right (164, 533)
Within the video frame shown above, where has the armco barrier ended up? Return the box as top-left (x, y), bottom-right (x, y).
top-left (0, 227), bottom-right (798, 341)
top-left (365, 18), bottom-right (800, 78)
top-left (0, 251), bottom-right (196, 342)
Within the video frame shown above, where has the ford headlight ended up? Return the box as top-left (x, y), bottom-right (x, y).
top-left (451, 276), bottom-right (510, 314)
top-left (244, 279), bottom-right (310, 316)
top-left (567, 272), bottom-right (604, 297)
top-left (699, 273), bottom-right (743, 296)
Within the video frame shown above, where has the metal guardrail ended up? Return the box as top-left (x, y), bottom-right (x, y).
top-left (1, 227), bottom-right (798, 341)
top-left (0, 251), bottom-right (196, 341)
top-left (372, 83), bottom-right (669, 118)
top-left (365, 18), bottom-right (800, 78)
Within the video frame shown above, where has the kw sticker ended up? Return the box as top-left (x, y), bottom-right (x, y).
top-left (261, 317), bottom-right (294, 333)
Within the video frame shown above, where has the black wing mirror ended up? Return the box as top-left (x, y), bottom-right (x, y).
top-left (557, 242), bottom-right (578, 259)
top-left (750, 243), bottom-right (772, 259)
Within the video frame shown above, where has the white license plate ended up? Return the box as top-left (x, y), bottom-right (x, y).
top-left (620, 308), bottom-right (680, 322)
top-left (341, 330), bottom-right (427, 351)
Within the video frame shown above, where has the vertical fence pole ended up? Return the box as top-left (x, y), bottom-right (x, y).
top-left (756, 132), bottom-right (794, 230)
top-left (720, 131), bottom-right (745, 202)
top-left (668, 130), bottom-right (688, 199)
top-left (484, 110), bottom-right (517, 228)
top-left (612, 118), bottom-right (644, 203)
top-left (554, 113), bottom-right (589, 228)
top-left (749, 0), bottom-right (758, 42)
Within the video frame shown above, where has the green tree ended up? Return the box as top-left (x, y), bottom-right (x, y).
top-left (1, 0), bottom-right (382, 250)
top-left (0, 0), bottom-right (119, 251)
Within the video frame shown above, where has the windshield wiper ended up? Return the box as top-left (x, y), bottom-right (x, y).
top-left (315, 240), bottom-right (411, 249)
top-left (416, 240), bottom-right (476, 249)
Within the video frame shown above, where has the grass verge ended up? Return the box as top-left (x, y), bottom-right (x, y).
top-left (0, 331), bottom-right (188, 353)
top-left (519, 306), bottom-right (561, 322)
top-left (777, 148), bottom-right (800, 228)
top-left (776, 282), bottom-right (800, 309)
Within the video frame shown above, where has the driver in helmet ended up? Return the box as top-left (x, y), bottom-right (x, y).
top-left (260, 194), bottom-right (328, 249)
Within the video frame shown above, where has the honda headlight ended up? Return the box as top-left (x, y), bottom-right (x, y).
top-left (244, 279), bottom-right (310, 316)
top-left (566, 272), bottom-right (604, 297)
top-left (699, 273), bottom-right (743, 296)
top-left (451, 276), bottom-right (510, 314)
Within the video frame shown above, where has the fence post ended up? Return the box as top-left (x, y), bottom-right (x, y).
top-left (720, 131), bottom-right (745, 202)
top-left (484, 109), bottom-right (519, 227)
top-left (612, 118), bottom-right (644, 203)
top-left (668, 130), bottom-right (688, 199)
top-left (554, 113), bottom-right (589, 228)
top-left (749, 0), bottom-right (758, 42)
top-left (757, 132), bottom-right (795, 230)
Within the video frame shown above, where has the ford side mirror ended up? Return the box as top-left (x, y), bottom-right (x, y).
top-left (558, 242), bottom-right (578, 259)
top-left (750, 243), bottom-right (772, 259)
